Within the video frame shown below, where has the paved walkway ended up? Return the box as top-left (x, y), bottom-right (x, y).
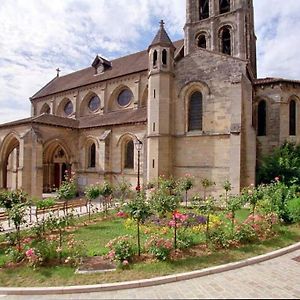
top-left (1, 247), bottom-right (299, 299)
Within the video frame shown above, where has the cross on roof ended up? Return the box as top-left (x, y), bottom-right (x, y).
top-left (160, 20), bottom-right (165, 28)
top-left (56, 68), bottom-right (61, 77)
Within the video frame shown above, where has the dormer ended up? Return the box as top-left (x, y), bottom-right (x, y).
top-left (92, 55), bottom-right (112, 75)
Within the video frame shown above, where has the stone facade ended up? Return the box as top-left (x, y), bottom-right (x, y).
top-left (0, 0), bottom-right (300, 198)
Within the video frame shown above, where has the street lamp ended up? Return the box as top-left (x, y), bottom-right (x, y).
top-left (134, 138), bottom-right (143, 193)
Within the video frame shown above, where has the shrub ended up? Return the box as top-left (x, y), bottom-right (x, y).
top-left (84, 184), bottom-right (100, 201)
top-left (234, 223), bottom-right (258, 244)
top-left (207, 225), bottom-right (232, 249)
top-left (106, 235), bottom-right (135, 264)
top-left (57, 172), bottom-right (77, 200)
top-left (145, 235), bottom-right (173, 261)
top-left (257, 141), bottom-right (300, 186)
top-left (286, 197), bottom-right (300, 223)
top-left (36, 198), bottom-right (56, 210)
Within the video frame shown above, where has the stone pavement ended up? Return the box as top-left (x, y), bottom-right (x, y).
top-left (1, 247), bottom-right (300, 299)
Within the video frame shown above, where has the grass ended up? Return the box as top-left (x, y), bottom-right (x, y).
top-left (0, 209), bottom-right (299, 287)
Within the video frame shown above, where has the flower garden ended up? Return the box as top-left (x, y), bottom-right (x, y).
top-left (0, 171), bottom-right (299, 287)
top-left (0, 143), bottom-right (299, 286)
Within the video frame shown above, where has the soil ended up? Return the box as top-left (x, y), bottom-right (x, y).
top-left (77, 256), bottom-right (116, 272)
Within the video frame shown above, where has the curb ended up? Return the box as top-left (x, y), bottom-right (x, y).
top-left (1, 242), bottom-right (300, 295)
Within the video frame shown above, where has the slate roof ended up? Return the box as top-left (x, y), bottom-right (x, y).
top-left (0, 108), bottom-right (147, 130)
top-left (254, 77), bottom-right (300, 86)
top-left (149, 20), bottom-right (175, 49)
top-left (31, 40), bottom-right (183, 100)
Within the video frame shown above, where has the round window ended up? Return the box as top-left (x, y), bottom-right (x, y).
top-left (88, 95), bottom-right (101, 112)
top-left (64, 101), bottom-right (73, 116)
top-left (117, 89), bottom-right (133, 107)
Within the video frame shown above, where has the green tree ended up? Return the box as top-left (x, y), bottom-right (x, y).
top-left (124, 192), bottom-right (152, 256)
top-left (257, 141), bottom-right (300, 186)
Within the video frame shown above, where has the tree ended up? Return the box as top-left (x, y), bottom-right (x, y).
top-left (124, 192), bottom-right (151, 256)
top-left (257, 141), bottom-right (300, 186)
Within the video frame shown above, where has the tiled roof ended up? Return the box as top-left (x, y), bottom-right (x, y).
top-left (31, 40), bottom-right (184, 100)
top-left (79, 107), bottom-right (147, 129)
top-left (254, 77), bottom-right (300, 86)
top-left (0, 108), bottom-right (147, 130)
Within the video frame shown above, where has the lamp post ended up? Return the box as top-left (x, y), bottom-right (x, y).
top-left (134, 138), bottom-right (143, 193)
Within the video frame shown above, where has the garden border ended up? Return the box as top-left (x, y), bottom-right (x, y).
top-left (0, 242), bottom-right (299, 295)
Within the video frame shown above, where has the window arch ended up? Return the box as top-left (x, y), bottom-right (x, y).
top-left (88, 143), bottom-right (96, 168)
top-left (257, 100), bottom-right (267, 136)
top-left (220, 0), bottom-right (230, 14)
top-left (188, 91), bottom-right (203, 131)
top-left (88, 95), bottom-right (101, 112)
top-left (124, 140), bottom-right (134, 169)
top-left (198, 34), bottom-right (207, 49)
top-left (220, 27), bottom-right (231, 55)
top-left (153, 50), bottom-right (158, 67)
top-left (289, 100), bottom-right (296, 136)
top-left (162, 49), bottom-right (167, 65)
top-left (117, 89), bottom-right (133, 107)
top-left (40, 103), bottom-right (50, 115)
top-left (199, 0), bottom-right (209, 19)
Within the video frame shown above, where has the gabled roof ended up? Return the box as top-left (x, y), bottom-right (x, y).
top-left (31, 40), bottom-right (183, 100)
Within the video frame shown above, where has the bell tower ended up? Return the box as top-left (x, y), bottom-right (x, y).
top-left (184, 0), bottom-right (257, 77)
top-left (147, 21), bottom-right (175, 182)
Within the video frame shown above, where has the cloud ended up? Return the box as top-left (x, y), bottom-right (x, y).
top-left (0, 0), bottom-right (299, 124)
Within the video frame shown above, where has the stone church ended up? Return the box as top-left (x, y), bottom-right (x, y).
top-left (0, 0), bottom-right (300, 198)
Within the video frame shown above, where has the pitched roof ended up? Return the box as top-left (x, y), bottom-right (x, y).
top-left (79, 107), bottom-right (147, 129)
top-left (254, 77), bottom-right (300, 86)
top-left (0, 108), bottom-right (147, 130)
top-left (31, 40), bottom-right (183, 100)
top-left (149, 20), bottom-right (175, 49)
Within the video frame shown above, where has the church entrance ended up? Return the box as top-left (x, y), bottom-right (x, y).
top-left (43, 142), bottom-right (72, 193)
top-left (0, 135), bottom-right (20, 191)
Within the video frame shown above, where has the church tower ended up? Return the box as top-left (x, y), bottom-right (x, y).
top-left (184, 0), bottom-right (257, 77)
top-left (147, 21), bottom-right (175, 182)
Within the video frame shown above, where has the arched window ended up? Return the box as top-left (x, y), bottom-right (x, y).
top-left (88, 95), bottom-right (101, 112)
top-left (153, 50), bottom-right (158, 67)
top-left (198, 34), bottom-right (207, 49)
top-left (220, 27), bottom-right (231, 55)
top-left (124, 140), bottom-right (134, 169)
top-left (117, 89), bottom-right (133, 107)
top-left (40, 103), bottom-right (50, 115)
top-left (199, 0), bottom-right (209, 19)
top-left (220, 0), bottom-right (230, 14)
top-left (289, 100), bottom-right (296, 136)
top-left (64, 100), bottom-right (73, 116)
top-left (257, 100), bottom-right (267, 136)
top-left (162, 49), bottom-right (167, 65)
top-left (188, 92), bottom-right (203, 131)
top-left (88, 143), bottom-right (96, 168)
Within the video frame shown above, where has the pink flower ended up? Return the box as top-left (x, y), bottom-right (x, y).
top-left (25, 248), bottom-right (35, 257)
top-left (122, 260), bottom-right (129, 266)
top-left (117, 211), bottom-right (128, 218)
top-left (275, 176), bottom-right (280, 182)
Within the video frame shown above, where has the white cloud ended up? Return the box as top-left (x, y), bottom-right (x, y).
top-left (0, 0), bottom-right (299, 124)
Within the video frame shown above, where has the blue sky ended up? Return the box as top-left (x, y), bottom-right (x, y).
top-left (0, 0), bottom-right (300, 124)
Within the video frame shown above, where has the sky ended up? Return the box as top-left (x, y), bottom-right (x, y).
top-left (0, 0), bottom-right (300, 124)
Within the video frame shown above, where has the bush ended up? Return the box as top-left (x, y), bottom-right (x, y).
top-left (257, 141), bottom-right (300, 186)
top-left (106, 235), bottom-right (135, 264)
top-left (286, 197), bottom-right (300, 223)
top-left (84, 184), bottom-right (101, 201)
top-left (145, 235), bottom-right (173, 261)
top-left (234, 223), bottom-right (258, 244)
top-left (36, 198), bottom-right (56, 210)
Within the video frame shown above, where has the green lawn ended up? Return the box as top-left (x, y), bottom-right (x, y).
top-left (0, 209), bottom-right (299, 287)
